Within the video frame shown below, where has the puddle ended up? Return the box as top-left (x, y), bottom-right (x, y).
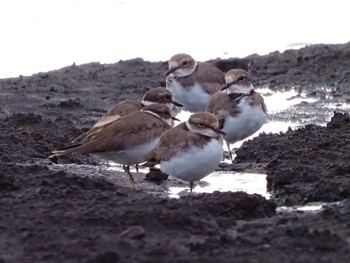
top-left (176, 88), bottom-right (314, 151)
top-left (277, 202), bottom-right (329, 213)
top-left (100, 163), bottom-right (269, 199)
top-left (154, 88), bottom-right (349, 201)
top-left (257, 88), bottom-right (318, 113)
top-left (167, 172), bottom-right (269, 199)
top-left (51, 89), bottom-right (350, 208)
top-left (323, 102), bottom-right (350, 110)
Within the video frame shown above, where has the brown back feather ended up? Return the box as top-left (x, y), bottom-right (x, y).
top-left (147, 123), bottom-right (212, 162)
top-left (53, 111), bottom-right (170, 156)
top-left (103, 99), bottom-right (142, 117)
top-left (250, 91), bottom-right (267, 113)
top-left (177, 62), bottom-right (224, 94)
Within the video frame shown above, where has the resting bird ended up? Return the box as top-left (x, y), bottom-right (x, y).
top-left (50, 104), bottom-right (178, 189)
top-left (73, 87), bottom-right (182, 143)
top-left (207, 69), bottom-right (267, 161)
top-left (166, 53), bottom-right (224, 112)
top-left (145, 112), bottom-right (225, 191)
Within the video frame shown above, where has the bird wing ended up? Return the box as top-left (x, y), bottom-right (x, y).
top-left (206, 91), bottom-right (242, 128)
top-left (196, 62), bottom-right (225, 95)
top-left (195, 62), bottom-right (225, 84)
top-left (52, 112), bottom-right (169, 156)
top-left (103, 99), bottom-right (142, 117)
top-left (146, 123), bottom-right (211, 162)
top-left (250, 91), bottom-right (267, 113)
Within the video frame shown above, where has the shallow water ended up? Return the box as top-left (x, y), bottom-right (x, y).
top-left (100, 88), bottom-right (349, 200)
top-left (167, 88), bottom-right (349, 199)
top-left (51, 88), bottom-right (349, 208)
top-left (167, 172), bottom-right (269, 199)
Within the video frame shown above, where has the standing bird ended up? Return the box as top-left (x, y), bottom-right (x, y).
top-left (145, 112), bottom-right (225, 191)
top-left (91, 87), bottom-right (181, 129)
top-left (166, 53), bottom-right (225, 112)
top-left (50, 104), bottom-right (178, 190)
top-left (207, 69), bottom-right (267, 161)
top-left (73, 87), bottom-right (182, 142)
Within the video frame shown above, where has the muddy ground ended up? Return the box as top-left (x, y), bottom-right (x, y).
top-left (1, 42), bottom-right (350, 262)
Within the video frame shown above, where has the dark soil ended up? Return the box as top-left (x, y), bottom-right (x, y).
top-left (234, 112), bottom-right (350, 206)
top-left (1, 42), bottom-right (350, 262)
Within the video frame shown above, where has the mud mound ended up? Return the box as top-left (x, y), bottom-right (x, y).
top-left (0, 162), bottom-right (276, 262)
top-left (0, 112), bottom-right (98, 164)
top-left (235, 112), bottom-right (350, 206)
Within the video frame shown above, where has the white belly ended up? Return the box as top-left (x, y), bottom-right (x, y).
top-left (167, 81), bottom-right (209, 112)
top-left (222, 98), bottom-right (267, 144)
top-left (160, 139), bottom-right (224, 183)
top-left (92, 138), bottom-right (160, 165)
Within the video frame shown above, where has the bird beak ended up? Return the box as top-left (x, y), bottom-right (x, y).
top-left (172, 116), bottom-right (181, 122)
top-left (165, 68), bottom-right (176, 76)
top-left (221, 83), bottom-right (231, 91)
top-left (172, 101), bottom-right (183, 107)
top-left (213, 128), bottom-right (226, 135)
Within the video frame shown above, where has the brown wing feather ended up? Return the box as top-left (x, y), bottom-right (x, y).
top-left (194, 62), bottom-right (225, 94)
top-left (103, 99), bottom-right (142, 117)
top-left (250, 91), bottom-right (267, 113)
top-left (206, 91), bottom-right (242, 127)
top-left (195, 62), bottom-right (225, 85)
top-left (147, 123), bottom-right (211, 162)
top-left (72, 100), bottom-right (142, 143)
top-left (201, 82), bottom-right (224, 95)
top-left (53, 112), bottom-right (170, 156)
top-left (92, 115), bottom-right (123, 129)
top-left (177, 62), bottom-right (224, 93)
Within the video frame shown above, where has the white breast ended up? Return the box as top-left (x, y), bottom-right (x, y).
top-left (167, 80), bottom-right (209, 112)
top-left (222, 97), bottom-right (267, 144)
top-left (160, 139), bottom-right (224, 183)
top-left (92, 138), bottom-right (160, 165)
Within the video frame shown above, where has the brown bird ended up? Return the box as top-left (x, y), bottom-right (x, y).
top-left (166, 53), bottom-right (225, 112)
top-left (145, 112), bottom-right (225, 191)
top-left (207, 69), bottom-right (267, 161)
top-left (73, 87), bottom-right (182, 143)
top-left (51, 104), bottom-right (178, 189)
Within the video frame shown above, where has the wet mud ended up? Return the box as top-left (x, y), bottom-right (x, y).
top-left (1, 42), bottom-right (350, 262)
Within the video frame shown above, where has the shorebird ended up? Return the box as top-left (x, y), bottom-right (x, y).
top-left (51, 104), bottom-right (178, 189)
top-left (166, 53), bottom-right (225, 112)
top-left (207, 69), bottom-right (267, 161)
top-left (73, 87), bottom-right (182, 143)
top-left (145, 112), bottom-right (225, 191)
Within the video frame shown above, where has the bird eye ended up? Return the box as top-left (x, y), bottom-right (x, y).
top-left (197, 123), bottom-right (204, 127)
top-left (238, 76), bottom-right (245, 82)
top-left (182, 61), bottom-right (188, 66)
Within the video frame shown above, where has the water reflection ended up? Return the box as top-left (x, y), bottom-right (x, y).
top-left (277, 203), bottom-right (326, 212)
top-left (168, 172), bottom-right (269, 199)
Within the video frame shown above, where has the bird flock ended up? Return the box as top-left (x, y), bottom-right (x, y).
top-left (50, 53), bottom-right (267, 191)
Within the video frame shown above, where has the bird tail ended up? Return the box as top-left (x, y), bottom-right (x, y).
top-left (48, 143), bottom-right (82, 159)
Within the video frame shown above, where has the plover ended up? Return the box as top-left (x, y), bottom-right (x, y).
top-left (73, 87), bottom-right (182, 143)
top-left (93, 87), bottom-right (182, 129)
top-left (145, 112), bottom-right (225, 191)
top-left (166, 53), bottom-right (225, 112)
top-left (51, 104), bottom-right (178, 189)
top-left (207, 69), bottom-right (267, 161)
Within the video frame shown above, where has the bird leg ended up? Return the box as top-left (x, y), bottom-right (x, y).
top-left (189, 182), bottom-right (194, 192)
top-left (226, 141), bottom-right (233, 162)
top-left (135, 164), bottom-right (139, 173)
top-left (123, 165), bottom-right (138, 190)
